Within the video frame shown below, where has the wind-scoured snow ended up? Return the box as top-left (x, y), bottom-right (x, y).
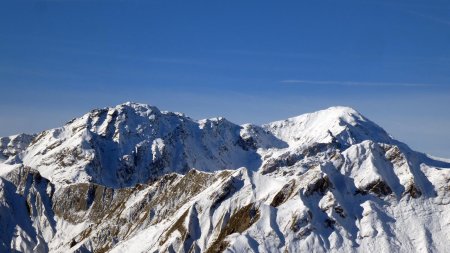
top-left (0, 102), bottom-right (449, 253)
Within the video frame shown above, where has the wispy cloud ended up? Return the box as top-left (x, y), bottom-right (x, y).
top-left (280, 80), bottom-right (436, 87)
top-left (367, 1), bottom-right (450, 27)
top-left (209, 49), bottom-right (346, 62)
top-left (406, 10), bottom-right (450, 27)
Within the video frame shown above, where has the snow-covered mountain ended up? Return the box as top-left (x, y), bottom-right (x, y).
top-left (1, 102), bottom-right (450, 253)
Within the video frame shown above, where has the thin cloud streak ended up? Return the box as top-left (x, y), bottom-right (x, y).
top-left (280, 80), bottom-right (437, 87)
top-left (406, 10), bottom-right (450, 27)
top-left (365, 1), bottom-right (450, 27)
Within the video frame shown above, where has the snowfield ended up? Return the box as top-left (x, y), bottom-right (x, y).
top-left (1, 102), bottom-right (450, 253)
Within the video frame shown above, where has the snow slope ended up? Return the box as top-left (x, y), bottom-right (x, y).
top-left (1, 102), bottom-right (450, 253)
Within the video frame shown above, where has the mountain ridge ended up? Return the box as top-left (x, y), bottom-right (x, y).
top-left (1, 102), bottom-right (450, 253)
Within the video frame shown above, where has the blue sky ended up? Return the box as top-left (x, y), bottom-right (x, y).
top-left (1, 0), bottom-right (450, 157)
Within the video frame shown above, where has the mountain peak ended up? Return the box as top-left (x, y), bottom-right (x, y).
top-left (304, 106), bottom-right (363, 124)
top-left (263, 106), bottom-right (392, 149)
top-left (323, 105), bottom-right (359, 113)
top-left (112, 102), bottom-right (162, 116)
top-left (322, 105), bottom-right (361, 119)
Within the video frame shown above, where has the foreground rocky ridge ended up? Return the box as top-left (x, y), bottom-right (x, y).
top-left (1, 102), bottom-right (450, 252)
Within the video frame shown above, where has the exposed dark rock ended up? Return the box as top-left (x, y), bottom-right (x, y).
top-left (70, 239), bottom-right (77, 248)
top-left (207, 203), bottom-right (260, 253)
top-left (305, 176), bottom-right (332, 196)
top-left (404, 183), bottom-right (422, 199)
top-left (302, 142), bottom-right (338, 157)
top-left (236, 136), bottom-right (257, 151)
top-left (325, 218), bottom-right (336, 228)
top-left (261, 152), bottom-right (304, 175)
top-left (357, 179), bottom-right (392, 197)
top-left (210, 176), bottom-right (241, 209)
top-left (271, 180), bottom-right (296, 207)
top-left (334, 206), bottom-right (346, 218)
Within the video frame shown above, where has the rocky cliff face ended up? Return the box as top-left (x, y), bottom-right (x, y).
top-left (1, 102), bottom-right (450, 253)
top-left (0, 134), bottom-right (35, 163)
